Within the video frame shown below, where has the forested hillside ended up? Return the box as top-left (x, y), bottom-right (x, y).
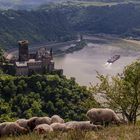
top-left (1, 3), bottom-right (140, 49)
top-left (0, 74), bottom-right (98, 122)
top-left (0, 9), bottom-right (75, 49)
top-left (56, 3), bottom-right (140, 36)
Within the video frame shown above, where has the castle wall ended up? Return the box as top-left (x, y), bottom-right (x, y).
top-left (15, 66), bottom-right (28, 76)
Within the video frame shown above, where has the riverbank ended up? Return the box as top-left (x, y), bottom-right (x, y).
top-left (4, 39), bottom-right (78, 60)
top-left (5, 39), bottom-right (87, 60)
top-left (5, 34), bottom-right (140, 60)
top-left (53, 40), bottom-right (87, 56)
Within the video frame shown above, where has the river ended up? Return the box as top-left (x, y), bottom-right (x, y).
top-left (54, 35), bottom-right (140, 86)
top-left (6, 35), bottom-right (140, 86)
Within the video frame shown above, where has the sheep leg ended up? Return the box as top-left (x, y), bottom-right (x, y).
top-left (105, 121), bottom-right (109, 127)
top-left (101, 121), bottom-right (104, 126)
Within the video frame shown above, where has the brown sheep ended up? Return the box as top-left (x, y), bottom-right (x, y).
top-left (0, 122), bottom-right (28, 137)
top-left (27, 117), bottom-right (39, 131)
top-left (86, 108), bottom-right (121, 126)
top-left (65, 121), bottom-right (103, 131)
top-left (34, 124), bottom-right (53, 135)
top-left (27, 116), bottom-right (51, 131)
top-left (51, 115), bottom-right (64, 124)
top-left (50, 123), bottom-right (68, 132)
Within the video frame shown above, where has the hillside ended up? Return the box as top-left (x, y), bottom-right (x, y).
top-left (0, 74), bottom-right (98, 122)
top-left (2, 3), bottom-right (140, 49)
top-left (0, 0), bottom-right (65, 10)
top-left (0, 9), bottom-right (75, 49)
top-left (1, 2), bottom-right (140, 49)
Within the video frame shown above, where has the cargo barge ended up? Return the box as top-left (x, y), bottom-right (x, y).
top-left (107, 55), bottom-right (120, 63)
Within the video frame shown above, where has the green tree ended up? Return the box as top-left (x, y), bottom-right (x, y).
top-left (0, 98), bottom-right (13, 122)
top-left (0, 74), bottom-right (98, 121)
top-left (90, 61), bottom-right (140, 124)
top-left (0, 48), bottom-right (5, 63)
top-left (17, 79), bottom-right (27, 93)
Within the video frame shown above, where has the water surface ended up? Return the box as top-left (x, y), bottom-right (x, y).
top-left (54, 36), bottom-right (140, 86)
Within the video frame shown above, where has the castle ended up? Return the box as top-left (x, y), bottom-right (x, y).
top-left (3, 40), bottom-right (63, 76)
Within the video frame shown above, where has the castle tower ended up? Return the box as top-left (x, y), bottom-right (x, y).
top-left (18, 40), bottom-right (29, 62)
top-left (50, 48), bottom-right (53, 60)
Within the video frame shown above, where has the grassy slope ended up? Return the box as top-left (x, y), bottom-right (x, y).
top-left (1, 124), bottom-right (140, 140)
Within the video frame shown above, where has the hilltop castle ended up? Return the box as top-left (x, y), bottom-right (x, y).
top-left (15, 40), bottom-right (55, 76)
top-left (3, 40), bottom-right (63, 76)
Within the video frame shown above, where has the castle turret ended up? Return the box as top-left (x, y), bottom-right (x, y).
top-left (18, 40), bottom-right (29, 62)
top-left (50, 48), bottom-right (53, 59)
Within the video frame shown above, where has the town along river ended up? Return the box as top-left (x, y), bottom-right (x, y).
top-left (54, 35), bottom-right (140, 86)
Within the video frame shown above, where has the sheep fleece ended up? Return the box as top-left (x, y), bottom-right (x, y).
top-left (86, 108), bottom-right (120, 124)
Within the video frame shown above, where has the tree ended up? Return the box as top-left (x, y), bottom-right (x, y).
top-left (0, 98), bottom-right (13, 122)
top-left (90, 61), bottom-right (140, 124)
top-left (0, 74), bottom-right (98, 121)
top-left (0, 48), bottom-right (5, 63)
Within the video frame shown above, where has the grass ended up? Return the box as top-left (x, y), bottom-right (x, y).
top-left (1, 124), bottom-right (140, 140)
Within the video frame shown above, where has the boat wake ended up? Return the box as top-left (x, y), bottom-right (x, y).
top-left (104, 62), bottom-right (112, 69)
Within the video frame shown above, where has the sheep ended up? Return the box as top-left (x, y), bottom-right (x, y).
top-left (27, 117), bottom-right (39, 131)
top-left (50, 123), bottom-right (69, 132)
top-left (65, 121), bottom-right (103, 131)
top-left (51, 115), bottom-right (64, 124)
top-left (120, 118), bottom-right (128, 125)
top-left (86, 108), bottom-right (121, 126)
top-left (0, 122), bottom-right (8, 136)
top-left (35, 117), bottom-right (51, 126)
top-left (27, 116), bottom-right (51, 131)
top-left (16, 119), bottom-right (29, 129)
top-left (34, 124), bottom-right (53, 135)
top-left (0, 122), bottom-right (28, 137)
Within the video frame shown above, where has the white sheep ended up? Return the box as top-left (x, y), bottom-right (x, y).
top-left (34, 124), bottom-right (53, 135)
top-left (35, 117), bottom-right (51, 125)
top-left (16, 119), bottom-right (29, 129)
top-left (0, 122), bottom-right (28, 137)
top-left (51, 115), bottom-right (64, 124)
top-left (27, 116), bottom-right (51, 131)
top-left (65, 121), bottom-right (103, 131)
top-left (50, 123), bottom-right (68, 132)
top-left (86, 108), bottom-right (121, 126)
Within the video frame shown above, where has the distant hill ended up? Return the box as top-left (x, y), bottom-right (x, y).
top-left (0, 9), bottom-right (75, 49)
top-left (0, 0), bottom-right (140, 10)
top-left (1, 2), bottom-right (140, 49)
top-left (0, 0), bottom-right (65, 10)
